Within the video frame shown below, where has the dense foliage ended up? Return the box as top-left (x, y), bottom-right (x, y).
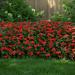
top-left (0, 0), bottom-right (39, 22)
top-left (63, 0), bottom-right (75, 22)
top-left (0, 20), bottom-right (75, 60)
top-left (50, 12), bottom-right (71, 22)
top-left (50, 0), bottom-right (75, 22)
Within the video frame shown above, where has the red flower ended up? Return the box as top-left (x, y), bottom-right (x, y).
top-left (39, 33), bottom-right (43, 37)
top-left (72, 39), bottom-right (75, 43)
top-left (55, 51), bottom-right (61, 55)
top-left (18, 34), bottom-right (23, 40)
top-left (57, 30), bottom-right (63, 38)
top-left (3, 55), bottom-right (9, 59)
top-left (72, 49), bottom-right (75, 53)
top-left (19, 24), bottom-right (23, 32)
top-left (28, 52), bottom-right (33, 56)
top-left (63, 34), bottom-right (69, 38)
top-left (46, 28), bottom-right (54, 33)
top-left (24, 40), bottom-right (30, 45)
top-left (72, 32), bottom-right (75, 35)
top-left (49, 40), bottom-right (53, 48)
top-left (26, 46), bottom-right (32, 50)
top-left (40, 47), bottom-right (44, 51)
top-left (0, 33), bottom-right (2, 37)
top-left (71, 27), bottom-right (75, 32)
top-left (51, 48), bottom-right (56, 52)
top-left (50, 38), bottom-right (56, 42)
top-left (0, 38), bottom-right (3, 41)
top-left (64, 47), bottom-right (69, 53)
top-left (28, 36), bottom-right (34, 40)
top-left (17, 41), bottom-right (21, 45)
top-left (11, 51), bottom-right (17, 56)
top-left (4, 36), bottom-right (9, 39)
top-left (60, 42), bottom-right (66, 46)
top-left (31, 41), bottom-right (35, 44)
top-left (36, 51), bottom-right (40, 56)
top-left (45, 53), bottom-right (51, 58)
top-left (38, 38), bottom-right (46, 45)
top-left (34, 44), bottom-right (40, 48)
top-left (18, 51), bottom-right (25, 56)
top-left (71, 43), bottom-right (75, 47)
top-left (47, 33), bottom-right (50, 37)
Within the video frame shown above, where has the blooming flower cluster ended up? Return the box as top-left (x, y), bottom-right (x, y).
top-left (0, 20), bottom-right (74, 60)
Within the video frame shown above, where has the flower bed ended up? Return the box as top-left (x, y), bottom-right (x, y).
top-left (0, 20), bottom-right (75, 60)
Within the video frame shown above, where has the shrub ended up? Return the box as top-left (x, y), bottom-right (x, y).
top-left (63, 0), bottom-right (75, 22)
top-left (0, 0), bottom-right (40, 22)
top-left (50, 12), bottom-right (71, 22)
top-left (0, 20), bottom-right (74, 60)
top-left (50, 0), bottom-right (75, 22)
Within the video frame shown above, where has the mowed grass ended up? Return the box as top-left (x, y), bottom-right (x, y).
top-left (0, 58), bottom-right (75, 75)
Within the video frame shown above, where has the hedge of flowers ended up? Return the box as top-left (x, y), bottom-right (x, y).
top-left (0, 20), bottom-right (75, 60)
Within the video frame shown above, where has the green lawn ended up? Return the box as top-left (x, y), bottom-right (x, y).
top-left (0, 58), bottom-right (75, 75)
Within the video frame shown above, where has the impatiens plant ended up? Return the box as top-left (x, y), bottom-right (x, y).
top-left (0, 20), bottom-right (75, 60)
